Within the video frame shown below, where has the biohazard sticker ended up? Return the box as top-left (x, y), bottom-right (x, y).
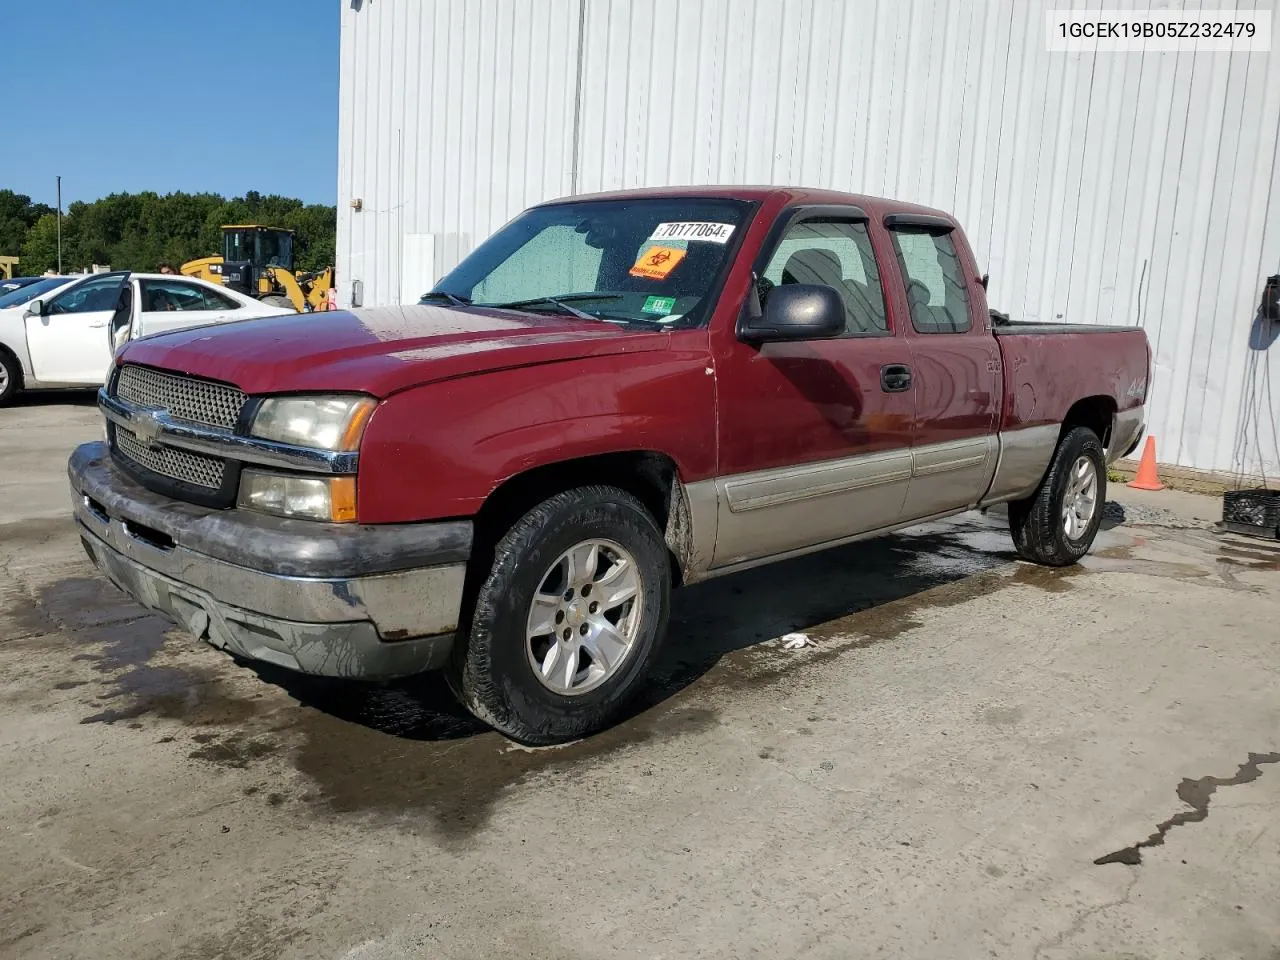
top-left (630, 245), bottom-right (686, 280)
top-left (649, 221), bottom-right (735, 244)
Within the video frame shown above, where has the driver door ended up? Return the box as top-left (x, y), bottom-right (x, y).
top-left (711, 209), bottom-right (916, 567)
top-left (24, 272), bottom-right (130, 384)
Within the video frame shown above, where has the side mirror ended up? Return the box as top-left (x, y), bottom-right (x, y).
top-left (1262, 274), bottom-right (1280, 322)
top-left (739, 284), bottom-right (844, 344)
top-left (23, 299), bottom-right (45, 319)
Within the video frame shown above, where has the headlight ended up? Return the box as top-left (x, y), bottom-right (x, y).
top-left (251, 395), bottom-right (375, 451)
top-left (237, 470), bottom-right (357, 522)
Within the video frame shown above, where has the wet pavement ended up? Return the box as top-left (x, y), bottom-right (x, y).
top-left (2, 399), bottom-right (1279, 959)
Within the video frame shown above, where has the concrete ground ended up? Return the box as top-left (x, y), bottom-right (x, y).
top-left (2, 394), bottom-right (1279, 960)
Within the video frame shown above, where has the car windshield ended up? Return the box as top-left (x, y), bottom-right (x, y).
top-left (429, 198), bottom-right (754, 329)
top-left (0, 277), bottom-right (71, 309)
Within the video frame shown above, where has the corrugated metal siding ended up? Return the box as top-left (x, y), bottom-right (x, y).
top-left (338, 0), bottom-right (1280, 477)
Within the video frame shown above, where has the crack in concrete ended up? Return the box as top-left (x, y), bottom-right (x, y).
top-left (1095, 751), bottom-right (1280, 866)
top-left (1031, 873), bottom-right (1139, 960)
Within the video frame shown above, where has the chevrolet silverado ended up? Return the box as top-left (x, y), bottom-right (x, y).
top-left (69, 187), bottom-right (1150, 743)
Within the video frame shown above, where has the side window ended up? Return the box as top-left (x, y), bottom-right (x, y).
top-left (890, 229), bottom-right (971, 333)
top-left (199, 286), bottom-right (241, 311)
top-left (48, 275), bottom-right (123, 315)
top-left (762, 219), bottom-right (888, 335)
top-left (471, 224), bottom-right (603, 302)
top-left (140, 279), bottom-right (211, 312)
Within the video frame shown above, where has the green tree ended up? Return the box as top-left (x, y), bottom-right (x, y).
top-left (1, 188), bottom-right (337, 275)
top-left (0, 190), bottom-right (55, 260)
top-left (19, 214), bottom-right (63, 274)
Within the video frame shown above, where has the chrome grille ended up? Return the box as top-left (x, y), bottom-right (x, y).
top-left (116, 365), bottom-right (246, 429)
top-left (115, 427), bottom-right (225, 489)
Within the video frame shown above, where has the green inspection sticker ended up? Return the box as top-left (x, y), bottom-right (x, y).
top-left (642, 295), bottom-right (676, 315)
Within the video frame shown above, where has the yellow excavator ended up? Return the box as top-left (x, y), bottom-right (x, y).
top-left (181, 225), bottom-right (334, 312)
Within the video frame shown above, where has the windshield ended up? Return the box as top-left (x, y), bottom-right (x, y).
top-left (0, 276), bottom-right (71, 309)
top-left (430, 198), bottom-right (753, 328)
top-left (256, 230), bottom-right (293, 270)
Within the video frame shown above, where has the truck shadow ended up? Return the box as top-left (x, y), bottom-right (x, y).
top-left (11, 389), bottom-right (99, 407)
top-left (252, 511), bottom-right (1029, 743)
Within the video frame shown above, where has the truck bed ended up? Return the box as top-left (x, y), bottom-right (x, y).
top-left (989, 310), bottom-right (1140, 336)
top-left (993, 321), bottom-right (1140, 336)
top-left (994, 321), bottom-right (1148, 432)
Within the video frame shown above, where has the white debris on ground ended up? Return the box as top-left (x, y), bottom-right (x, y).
top-left (780, 633), bottom-right (813, 650)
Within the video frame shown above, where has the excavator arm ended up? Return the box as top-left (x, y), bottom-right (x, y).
top-left (264, 266), bottom-right (307, 313)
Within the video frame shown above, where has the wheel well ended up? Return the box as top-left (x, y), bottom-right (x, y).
top-left (1060, 396), bottom-right (1116, 448)
top-left (0, 343), bottom-right (24, 388)
top-left (471, 451), bottom-right (686, 587)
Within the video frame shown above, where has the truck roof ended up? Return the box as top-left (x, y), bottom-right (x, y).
top-left (539, 185), bottom-right (956, 223)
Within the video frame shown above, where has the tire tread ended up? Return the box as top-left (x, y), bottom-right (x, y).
top-left (448, 484), bottom-right (669, 744)
top-left (1009, 426), bottom-right (1106, 567)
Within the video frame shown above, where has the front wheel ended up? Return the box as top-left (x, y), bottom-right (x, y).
top-left (448, 486), bottom-right (671, 744)
top-left (0, 351), bottom-right (21, 406)
top-left (1008, 426), bottom-right (1106, 566)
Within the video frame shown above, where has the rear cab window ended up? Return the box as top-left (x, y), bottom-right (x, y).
top-left (888, 223), bottom-right (971, 334)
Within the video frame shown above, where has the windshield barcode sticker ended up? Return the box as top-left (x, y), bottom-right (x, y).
top-left (650, 222), bottom-right (735, 244)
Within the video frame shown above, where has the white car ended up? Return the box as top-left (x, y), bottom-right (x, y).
top-left (0, 272), bottom-right (292, 405)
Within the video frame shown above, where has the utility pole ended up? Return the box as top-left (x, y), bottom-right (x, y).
top-left (56, 175), bottom-right (63, 274)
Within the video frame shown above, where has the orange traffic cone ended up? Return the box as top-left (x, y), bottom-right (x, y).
top-left (1127, 436), bottom-right (1164, 491)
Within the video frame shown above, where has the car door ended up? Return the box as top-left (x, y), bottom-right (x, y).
top-left (710, 206), bottom-right (916, 567)
top-left (883, 215), bottom-right (1001, 519)
top-left (134, 277), bottom-right (244, 337)
top-left (24, 272), bottom-right (129, 384)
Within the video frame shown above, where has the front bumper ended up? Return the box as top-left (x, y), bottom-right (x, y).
top-left (68, 442), bottom-right (472, 680)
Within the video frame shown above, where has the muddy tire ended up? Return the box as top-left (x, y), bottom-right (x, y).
top-left (1009, 426), bottom-right (1106, 566)
top-left (0, 350), bottom-right (21, 406)
top-left (262, 294), bottom-right (296, 311)
top-left (447, 486), bottom-right (671, 745)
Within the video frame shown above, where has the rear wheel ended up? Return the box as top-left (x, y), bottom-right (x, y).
top-left (1008, 426), bottom-right (1106, 566)
top-left (262, 294), bottom-right (295, 311)
top-left (0, 351), bottom-right (21, 406)
top-left (448, 486), bottom-right (671, 744)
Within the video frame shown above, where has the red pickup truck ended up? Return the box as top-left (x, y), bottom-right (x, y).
top-left (69, 186), bottom-right (1149, 743)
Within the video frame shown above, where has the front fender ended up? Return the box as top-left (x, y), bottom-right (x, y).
top-left (356, 344), bottom-right (716, 523)
top-left (0, 314), bottom-right (34, 384)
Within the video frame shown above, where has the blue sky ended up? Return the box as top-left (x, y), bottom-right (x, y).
top-left (5, 1), bottom-right (339, 207)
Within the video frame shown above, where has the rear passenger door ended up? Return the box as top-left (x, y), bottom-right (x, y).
top-left (135, 278), bottom-right (243, 337)
top-left (885, 216), bottom-right (1001, 519)
top-left (711, 206), bottom-right (915, 567)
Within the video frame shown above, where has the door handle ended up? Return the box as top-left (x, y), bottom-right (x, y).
top-left (89, 322), bottom-right (108, 328)
top-left (881, 364), bottom-right (912, 393)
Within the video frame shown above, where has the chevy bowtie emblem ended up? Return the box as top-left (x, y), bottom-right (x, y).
top-left (133, 411), bottom-right (164, 448)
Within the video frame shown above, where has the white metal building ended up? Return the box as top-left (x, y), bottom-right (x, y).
top-left (337, 0), bottom-right (1280, 478)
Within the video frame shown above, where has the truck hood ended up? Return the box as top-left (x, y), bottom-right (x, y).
top-left (118, 304), bottom-right (671, 397)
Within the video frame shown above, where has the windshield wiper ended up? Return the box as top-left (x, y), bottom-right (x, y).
top-left (484, 293), bottom-right (624, 321)
top-left (504, 293), bottom-right (624, 304)
top-left (420, 291), bottom-right (472, 307)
